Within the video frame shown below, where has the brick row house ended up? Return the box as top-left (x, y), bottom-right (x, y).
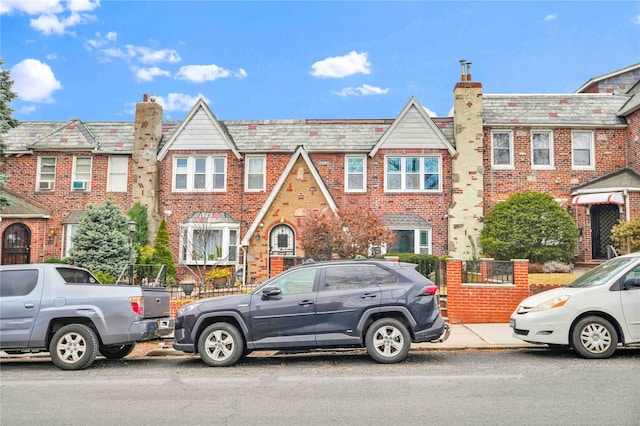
top-left (1, 62), bottom-right (639, 283)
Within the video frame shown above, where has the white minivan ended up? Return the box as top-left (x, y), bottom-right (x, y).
top-left (510, 252), bottom-right (640, 359)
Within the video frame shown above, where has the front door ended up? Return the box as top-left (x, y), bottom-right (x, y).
top-left (590, 205), bottom-right (619, 259)
top-left (2, 223), bottom-right (31, 265)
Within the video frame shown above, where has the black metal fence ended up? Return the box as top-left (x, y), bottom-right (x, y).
top-left (462, 260), bottom-right (513, 284)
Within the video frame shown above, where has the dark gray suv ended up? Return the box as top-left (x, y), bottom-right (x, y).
top-left (173, 259), bottom-right (449, 366)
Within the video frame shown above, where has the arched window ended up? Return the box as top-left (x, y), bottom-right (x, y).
top-left (269, 224), bottom-right (295, 256)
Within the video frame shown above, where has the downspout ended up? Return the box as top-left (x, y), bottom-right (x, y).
top-left (624, 189), bottom-right (630, 221)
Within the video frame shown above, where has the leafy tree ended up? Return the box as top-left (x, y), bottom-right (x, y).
top-left (152, 218), bottom-right (176, 283)
top-left (68, 199), bottom-right (131, 277)
top-left (0, 59), bottom-right (19, 208)
top-left (299, 205), bottom-right (394, 260)
top-left (127, 201), bottom-right (149, 246)
top-left (611, 216), bottom-right (640, 254)
top-left (480, 191), bottom-right (579, 264)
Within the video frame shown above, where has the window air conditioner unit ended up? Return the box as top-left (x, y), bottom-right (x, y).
top-left (39, 181), bottom-right (54, 190)
top-left (72, 181), bottom-right (88, 190)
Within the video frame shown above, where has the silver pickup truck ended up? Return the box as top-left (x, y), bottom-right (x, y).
top-left (0, 263), bottom-right (173, 370)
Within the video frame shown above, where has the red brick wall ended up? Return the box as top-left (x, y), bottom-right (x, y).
top-left (445, 259), bottom-right (531, 323)
top-left (626, 109), bottom-right (640, 173)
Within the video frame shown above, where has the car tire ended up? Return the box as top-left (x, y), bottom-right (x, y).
top-left (198, 322), bottom-right (244, 367)
top-left (49, 324), bottom-right (99, 370)
top-left (571, 316), bottom-right (618, 359)
top-left (99, 343), bottom-right (136, 359)
top-left (365, 318), bottom-right (411, 364)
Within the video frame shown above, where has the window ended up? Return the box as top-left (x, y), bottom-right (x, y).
top-left (180, 223), bottom-right (239, 264)
top-left (36, 157), bottom-right (56, 191)
top-left (384, 156), bottom-right (441, 192)
top-left (268, 268), bottom-right (317, 295)
top-left (172, 156), bottom-right (227, 192)
top-left (491, 130), bottom-right (513, 168)
top-left (321, 265), bottom-right (380, 291)
top-left (531, 130), bottom-right (554, 169)
top-left (0, 270), bottom-right (38, 297)
top-left (63, 224), bottom-right (80, 258)
top-left (107, 156), bottom-right (128, 192)
top-left (246, 156), bottom-right (266, 191)
top-left (572, 130), bottom-right (594, 169)
top-left (345, 155), bottom-right (366, 192)
top-left (72, 157), bottom-right (92, 191)
top-left (389, 229), bottom-right (431, 254)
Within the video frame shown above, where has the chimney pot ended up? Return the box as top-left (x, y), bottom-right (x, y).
top-left (460, 60), bottom-right (467, 81)
top-left (466, 62), bottom-right (472, 81)
top-left (143, 94), bottom-right (148, 102)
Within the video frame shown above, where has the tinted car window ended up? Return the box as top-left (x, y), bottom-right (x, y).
top-left (370, 265), bottom-right (399, 286)
top-left (321, 265), bottom-right (378, 291)
top-left (57, 268), bottom-right (100, 284)
top-left (0, 270), bottom-right (39, 297)
top-left (269, 268), bottom-right (317, 295)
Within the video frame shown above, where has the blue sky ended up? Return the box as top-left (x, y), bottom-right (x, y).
top-left (1, 1), bottom-right (639, 122)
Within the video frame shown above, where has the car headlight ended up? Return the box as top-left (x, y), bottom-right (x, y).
top-left (530, 295), bottom-right (570, 312)
top-left (177, 302), bottom-right (202, 317)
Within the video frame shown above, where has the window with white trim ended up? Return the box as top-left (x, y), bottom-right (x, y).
top-left (180, 223), bottom-right (239, 264)
top-left (36, 156), bottom-right (56, 191)
top-left (63, 224), bottom-right (80, 258)
top-left (491, 130), bottom-right (513, 168)
top-left (384, 156), bottom-right (441, 192)
top-left (572, 130), bottom-right (594, 169)
top-left (72, 157), bottom-right (92, 191)
top-left (531, 130), bottom-right (554, 169)
top-left (172, 156), bottom-right (227, 192)
top-left (245, 155), bottom-right (265, 191)
top-left (345, 155), bottom-right (366, 192)
top-left (388, 229), bottom-right (432, 254)
top-left (107, 156), bottom-right (128, 192)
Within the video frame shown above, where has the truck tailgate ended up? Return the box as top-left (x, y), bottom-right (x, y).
top-left (142, 287), bottom-right (171, 318)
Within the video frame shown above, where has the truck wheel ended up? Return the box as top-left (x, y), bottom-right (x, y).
top-left (49, 324), bottom-right (98, 370)
top-left (365, 318), bottom-right (411, 364)
top-left (198, 322), bottom-right (243, 367)
top-left (571, 316), bottom-right (618, 359)
top-left (99, 343), bottom-right (136, 359)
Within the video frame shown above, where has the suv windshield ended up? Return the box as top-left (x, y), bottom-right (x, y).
top-left (567, 257), bottom-right (637, 288)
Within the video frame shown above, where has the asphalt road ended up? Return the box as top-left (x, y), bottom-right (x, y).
top-left (1, 347), bottom-right (639, 426)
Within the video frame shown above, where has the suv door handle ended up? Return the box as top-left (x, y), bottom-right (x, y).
top-left (298, 300), bottom-right (315, 306)
top-left (24, 303), bottom-right (34, 309)
top-left (361, 293), bottom-right (377, 299)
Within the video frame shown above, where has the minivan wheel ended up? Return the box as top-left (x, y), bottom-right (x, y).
top-left (49, 324), bottom-right (99, 370)
top-left (198, 322), bottom-right (243, 367)
top-left (365, 318), bottom-right (411, 364)
top-left (571, 316), bottom-right (618, 359)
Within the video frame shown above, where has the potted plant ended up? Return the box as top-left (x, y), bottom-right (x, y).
top-left (205, 267), bottom-right (233, 288)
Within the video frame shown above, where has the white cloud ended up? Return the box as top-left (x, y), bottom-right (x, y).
top-left (0, 0), bottom-right (64, 15)
top-left (126, 45), bottom-right (181, 64)
top-left (633, 14), bottom-right (640, 25)
top-left (176, 64), bottom-right (237, 82)
top-left (335, 84), bottom-right (389, 97)
top-left (154, 93), bottom-right (210, 112)
top-left (19, 105), bottom-right (38, 115)
top-left (11, 59), bottom-right (62, 103)
top-left (422, 106), bottom-right (437, 117)
top-left (98, 47), bottom-right (132, 62)
top-left (67, 0), bottom-right (100, 13)
top-left (132, 66), bottom-right (171, 82)
top-left (544, 14), bottom-right (557, 22)
top-left (311, 51), bottom-right (371, 78)
top-left (87, 31), bottom-right (117, 49)
top-left (30, 10), bottom-right (95, 35)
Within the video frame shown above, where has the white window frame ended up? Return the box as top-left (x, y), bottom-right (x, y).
top-left (107, 156), bottom-right (129, 192)
top-left (72, 157), bottom-right (92, 191)
top-left (531, 130), bottom-right (554, 170)
top-left (62, 223), bottom-right (80, 258)
top-left (387, 229), bottom-right (432, 254)
top-left (245, 155), bottom-right (266, 192)
top-left (345, 155), bottom-right (367, 193)
top-left (36, 156), bottom-right (56, 191)
top-left (172, 156), bottom-right (227, 192)
top-left (491, 130), bottom-right (514, 169)
top-left (384, 156), bottom-right (442, 192)
top-left (179, 223), bottom-right (239, 265)
top-left (572, 130), bottom-right (595, 170)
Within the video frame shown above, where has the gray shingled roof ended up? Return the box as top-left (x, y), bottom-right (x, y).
top-left (0, 191), bottom-right (50, 218)
top-left (383, 213), bottom-right (430, 229)
top-left (482, 94), bottom-right (629, 127)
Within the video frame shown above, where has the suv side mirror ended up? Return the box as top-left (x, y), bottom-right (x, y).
top-left (262, 287), bottom-right (282, 297)
top-left (622, 277), bottom-right (640, 290)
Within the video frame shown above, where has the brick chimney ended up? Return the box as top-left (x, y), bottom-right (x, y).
top-left (133, 94), bottom-right (163, 242)
top-left (448, 61), bottom-right (484, 258)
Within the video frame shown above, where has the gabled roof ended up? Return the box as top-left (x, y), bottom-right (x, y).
top-left (618, 91), bottom-right (640, 116)
top-left (575, 62), bottom-right (640, 94)
top-left (0, 190), bottom-right (50, 218)
top-left (240, 146), bottom-right (337, 246)
top-left (157, 98), bottom-right (241, 161)
top-left (28, 118), bottom-right (98, 151)
top-left (369, 97), bottom-right (455, 157)
top-left (571, 168), bottom-right (640, 194)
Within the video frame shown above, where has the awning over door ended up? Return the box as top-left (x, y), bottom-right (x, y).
top-left (572, 192), bottom-right (624, 205)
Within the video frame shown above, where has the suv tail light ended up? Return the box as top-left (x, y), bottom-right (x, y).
top-left (421, 285), bottom-right (439, 296)
top-left (129, 296), bottom-right (144, 316)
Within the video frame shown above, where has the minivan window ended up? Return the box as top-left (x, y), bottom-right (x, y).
top-left (0, 270), bottom-right (39, 297)
top-left (568, 257), bottom-right (636, 288)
